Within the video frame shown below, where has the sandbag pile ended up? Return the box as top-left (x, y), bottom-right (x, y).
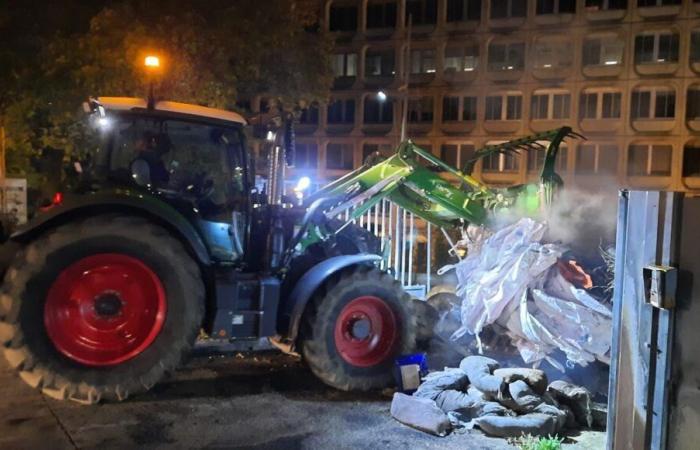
top-left (390, 356), bottom-right (601, 438)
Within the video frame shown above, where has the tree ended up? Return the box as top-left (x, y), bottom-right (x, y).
top-left (0, 0), bottom-right (333, 191)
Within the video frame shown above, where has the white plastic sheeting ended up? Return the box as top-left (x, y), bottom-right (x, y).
top-left (440, 218), bottom-right (612, 371)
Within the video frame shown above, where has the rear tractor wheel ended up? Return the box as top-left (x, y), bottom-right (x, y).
top-left (300, 267), bottom-right (416, 391)
top-left (0, 215), bottom-right (204, 404)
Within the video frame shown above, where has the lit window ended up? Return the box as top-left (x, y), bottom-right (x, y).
top-left (485, 94), bottom-right (521, 120)
top-left (537, 0), bottom-right (576, 14)
top-left (444, 45), bottom-right (479, 73)
top-left (487, 42), bottom-right (525, 72)
top-left (365, 49), bottom-right (395, 77)
top-left (531, 91), bottom-right (571, 120)
top-left (442, 96), bottom-right (477, 122)
top-left (584, 0), bottom-right (628, 11)
top-left (534, 39), bottom-right (574, 70)
top-left (329, 5), bottom-right (358, 32)
top-left (627, 144), bottom-right (672, 176)
top-left (582, 35), bottom-right (624, 66)
top-left (634, 32), bottom-right (679, 64)
top-left (682, 142), bottom-right (700, 178)
top-left (687, 87), bottom-right (700, 121)
top-left (411, 49), bottom-right (436, 74)
top-left (406, 0), bottom-right (437, 25)
top-left (579, 90), bottom-right (622, 119)
top-left (447, 0), bottom-right (482, 22)
top-left (527, 144), bottom-right (568, 172)
top-left (575, 144), bottom-right (618, 175)
top-left (363, 97), bottom-right (394, 124)
top-left (326, 143), bottom-right (355, 170)
top-left (490, 0), bottom-right (526, 19)
top-left (332, 53), bottom-right (358, 77)
top-left (631, 88), bottom-right (675, 119)
top-left (408, 97), bottom-right (434, 123)
top-left (327, 99), bottom-right (356, 125)
top-left (440, 144), bottom-right (475, 170)
top-left (295, 143), bottom-right (319, 169)
top-left (367, 1), bottom-right (397, 29)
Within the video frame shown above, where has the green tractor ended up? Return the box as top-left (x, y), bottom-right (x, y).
top-left (0, 96), bottom-right (578, 404)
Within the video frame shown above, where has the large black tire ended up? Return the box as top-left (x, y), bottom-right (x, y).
top-left (0, 215), bottom-right (204, 404)
top-left (300, 266), bottom-right (416, 391)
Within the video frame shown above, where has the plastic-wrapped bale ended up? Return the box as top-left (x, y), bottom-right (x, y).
top-left (505, 380), bottom-right (543, 414)
top-left (459, 356), bottom-right (508, 401)
top-left (547, 380), bottom-right (593, 428)
top-left (390, 393), bottom-right (452, 436)
top-left (493, 368), bottom-right (548, 395)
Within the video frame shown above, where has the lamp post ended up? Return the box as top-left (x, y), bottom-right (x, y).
top-left (143, 55), bottom-right (161, 109)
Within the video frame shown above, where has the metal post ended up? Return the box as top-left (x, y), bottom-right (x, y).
top-left (400, 15), bottom-right (412, 143)
top-left (426, 222), bottom-right (432, 294)
top-left (407, 212), bottom-right (415, 286)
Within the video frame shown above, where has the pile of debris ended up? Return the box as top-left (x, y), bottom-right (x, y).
top-left (390, 356), bottom-right (606, 438)
top-left (439, 217), bottom-right (614, 372)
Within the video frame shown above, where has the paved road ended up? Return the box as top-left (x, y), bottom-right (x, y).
top-left (0, 350), bottom-right (605, 449)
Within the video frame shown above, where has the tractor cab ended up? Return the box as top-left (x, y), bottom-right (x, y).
top-left (81, 97), bottom-right (253, 264)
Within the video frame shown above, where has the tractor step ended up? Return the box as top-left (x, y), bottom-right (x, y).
top-left (210, 274), bottom-right (280, 339)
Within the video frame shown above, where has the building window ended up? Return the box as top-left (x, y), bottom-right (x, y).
top-left (631, 88), bottom-right (675, 119)
top-left (485, 94), bottom-right (522, 120)
top-left (537, 0), bottom-right (576, 14)
top-left (682, 143), bottom-right (700, 178)
top-left (408, 97), bottom-right (434, 123)
top-left (332, 53), bottom-right (358, 78)
top-left (482, 143), bottom-right (519, 172)
top-left (442, 96), bottom-right (477, 121)
top-left (579, 91), bottom-right (622, 119)
top-left (582, 36), bottom-right (624, 66)
top-left (364, 97), bottom-right (394, 124)
top-left (299, 103), bottom-right (319, 125)
top-left (295, 143), bottom-right (318, 169)
top-left (627, 144), bottom-right (672, 176)
top-left (527, 145), bottom-right (568, 172)
top-left (326, 143), bottom-right (355, 170)
top-left (490, 0), bottom-right (527, 19)
top-left (447, 0), bottom-right (482, 22)
top-left (690, 31), bottom-right (700, 64)
top-left (329, 5), bottom-right (358, 32)
top-left (687, 88), bottom-right (700, 121)
top-left (327, 99), bottom-right (356, 124)
top-left (440, 144), bottom-right (475, 170)
top-left (365, 49), bottom-right (395, 77)
top-left (444, 45), bottom-right (479, 73)
top-left (411, 49), bottom-right (436, 74)
top-left (575, 144), bottom-right (617, 175)
top-left (533, 40), bottom-right (573, 70)
top-left (584, 0), bottom-right (628, 10)
top-left (634, 32), bottom-right (679, 64)
top-left (367, 1), bottom-right (397, 29)
top-left (637, 0), bottom-right (680, 6)
top-left (487, 42), bottom-right (525, 72)
top-left (406, 0), bottom-right (437, 25)
top-left (531, 92), bottom-right (571, 120)
top-left (362, 143), bottom-right (393, 162)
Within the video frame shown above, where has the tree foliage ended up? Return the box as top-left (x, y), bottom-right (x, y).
top-left (0, 0), bottom-right (333, 186)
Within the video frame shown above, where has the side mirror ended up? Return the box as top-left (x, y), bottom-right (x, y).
top-left (131, 159), bottom-right (152, 186)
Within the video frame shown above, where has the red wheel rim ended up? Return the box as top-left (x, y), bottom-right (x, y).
top-left (44, 253), bottom-right (166, 366)
top-left (334, 295), bottom-right (398, 367)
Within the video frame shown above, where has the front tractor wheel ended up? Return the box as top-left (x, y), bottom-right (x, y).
top-left (0, 215), bottom-right (204, 404)
top-left (301, 267), bottom-right (416, 391)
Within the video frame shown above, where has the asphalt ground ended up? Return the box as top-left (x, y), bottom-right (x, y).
top-left (0, 348), bottom-right (606, 450)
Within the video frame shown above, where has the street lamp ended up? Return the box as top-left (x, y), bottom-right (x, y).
top-left (143, 54), bottom-right (162, 109)
top-left (376, 90), bottom-right (388, 102)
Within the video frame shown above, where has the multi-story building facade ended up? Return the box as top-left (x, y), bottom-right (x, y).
top-left (265, 0), bottom-right (700, 193)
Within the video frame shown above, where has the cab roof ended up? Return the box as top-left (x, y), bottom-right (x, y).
top-left (95, 97), bottom-right (247, 126)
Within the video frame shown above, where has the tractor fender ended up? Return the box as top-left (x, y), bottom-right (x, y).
top-left (284, 254), bottom-right (382, 341)
top-left (10, 193), bottom-right (212, 266)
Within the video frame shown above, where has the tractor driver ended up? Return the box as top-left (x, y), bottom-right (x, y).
top-left (131, 131), bottom-right (171, 187)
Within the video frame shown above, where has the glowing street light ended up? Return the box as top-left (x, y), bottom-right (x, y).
top-left (144, 55), bottom-right (160, 69)
top-left (376, 90), bottom-right (387, 102)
